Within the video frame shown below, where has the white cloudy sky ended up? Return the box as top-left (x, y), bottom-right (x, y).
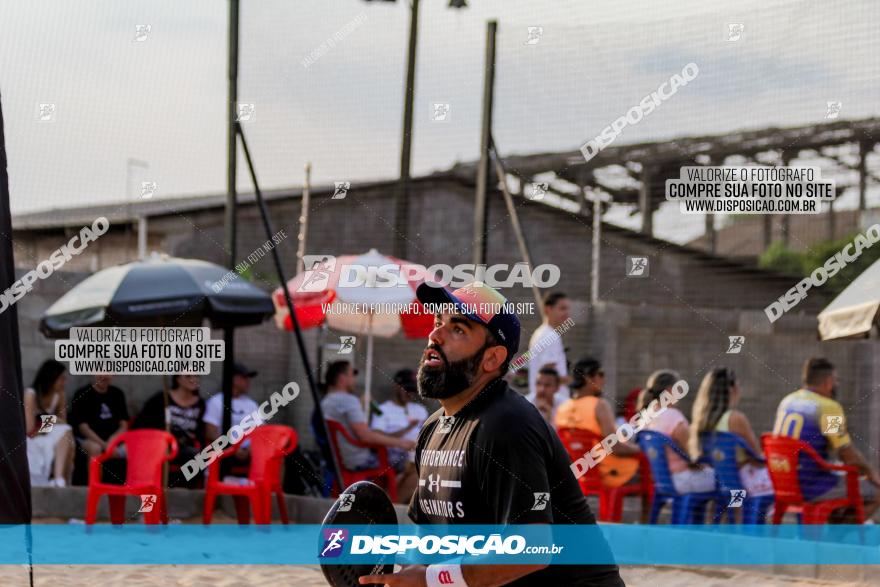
top-left (1, 0), bottom-right (878, 242)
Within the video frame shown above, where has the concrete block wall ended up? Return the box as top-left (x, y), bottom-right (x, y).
top-left (9, 177), bottom-right (865, 456)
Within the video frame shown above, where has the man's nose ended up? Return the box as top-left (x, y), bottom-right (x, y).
top-left (428, 324), bottom-right (445, 345)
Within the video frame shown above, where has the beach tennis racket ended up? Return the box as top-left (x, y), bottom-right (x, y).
top-left (319, 481), bottom-right (398, 587)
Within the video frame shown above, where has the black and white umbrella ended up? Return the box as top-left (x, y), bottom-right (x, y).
top-left (40, 253), bottom-right (274, 337)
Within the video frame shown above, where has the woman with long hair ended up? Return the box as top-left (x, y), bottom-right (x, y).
top-left (689, 367), bottom-right (773, 496)
top-left (132, 373), bottom-right (205, 487)
top-left (640, 369), bottom-right (715, 494)
top-left (24, 359), bottom-right (74, 486)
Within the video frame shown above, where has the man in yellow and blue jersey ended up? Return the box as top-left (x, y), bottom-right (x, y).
top-left (773, 357), bottom-right (880, 521)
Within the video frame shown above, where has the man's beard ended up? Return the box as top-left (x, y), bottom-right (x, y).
top-left (417, 343), bottom-right (488, 400)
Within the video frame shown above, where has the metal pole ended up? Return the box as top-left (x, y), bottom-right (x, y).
top-left (237, 123), bottom-right (344, 491)
top-left (639, 166), bottom-right (653, 236)
top-left (473, 20), bottom-right (497, 266)
top-left (780, 151), bottom-right (791, 248)
top-left (126, 158), bottom-right (148, 261)
top-left (222, 0), bottom-right (240, 436)
top-left (297, 162), bottom-right (312, 274)
top-left (858, 140), bottom-right (869, 212)
top-left (589, 186), bottom-right (601, 305)
top-left (489, 139), bottom-right (543, 316)
top-left (364, 316), bottom-right (374, 413)
top-left (137, 216), bottom-right (148, 259)
top-left (394, 0), bottom-right (420, 260)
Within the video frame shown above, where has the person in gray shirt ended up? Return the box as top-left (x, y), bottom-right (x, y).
top-left (320, 361), bottom-right (414, 501)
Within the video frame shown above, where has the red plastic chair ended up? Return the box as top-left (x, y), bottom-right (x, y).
top-left (85, 430), bottom-right (178, 525)
top-left (203, 425), bottom-right (298, 524)
top-left (761, 434), bottom-right (864, 524)
top-left (325, 419), bottom-right (398, 502)
top-left (557, 427), bottom-right (653, 522)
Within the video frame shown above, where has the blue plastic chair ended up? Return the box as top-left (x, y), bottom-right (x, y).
top-left (636, 431), bottom-right (719, 524)
top-left (701, 432), bottom-right (775, 524)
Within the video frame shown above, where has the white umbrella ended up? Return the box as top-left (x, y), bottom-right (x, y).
top-left (274, 249), bottom-right (433, 410)
top-left (818, 259), bottom-right (880, 340)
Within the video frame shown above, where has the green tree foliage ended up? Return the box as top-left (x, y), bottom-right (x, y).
top-left (759, 232), bottom-right (880, 296)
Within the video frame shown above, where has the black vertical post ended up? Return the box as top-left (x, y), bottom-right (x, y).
top-left (395, 0), bottom-right (419, 260)
top-left (0, 92), bottom-right (32, 524)
top-left (639, 166), bottom-right (654, 236)
top-left (473, 20), bottom-right (497, 266)
top-left (222, 0), bottom-right (240, 435)
top-left (236, 125), bottom-right (344, 490)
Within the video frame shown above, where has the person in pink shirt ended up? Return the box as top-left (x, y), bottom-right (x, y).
top-left (640, 369), bottom-right (715, 494)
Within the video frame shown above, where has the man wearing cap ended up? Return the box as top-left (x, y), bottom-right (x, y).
top-left (370, 369), bottom-right (429, 501)
top-left (361, 282), bottom-right (624, 587)
top-left (203, 361), bottom-right (263, 466)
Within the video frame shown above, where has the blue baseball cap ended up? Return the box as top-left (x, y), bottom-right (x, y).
top-left (416, 281), bottom-right (521, 362)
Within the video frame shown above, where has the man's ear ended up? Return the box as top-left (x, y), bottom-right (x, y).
top-left (482, 346), bottom-right (508, 373)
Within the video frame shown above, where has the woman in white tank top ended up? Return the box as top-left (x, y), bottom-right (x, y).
top-left (24, 360), bottom-right (74, 487)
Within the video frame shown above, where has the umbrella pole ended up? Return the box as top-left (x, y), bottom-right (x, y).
top-left (315, 322), bottom-right (326, 390)
top-left (162, 372), bottom-right (170, 489)
top-left (364, 316), bottom-right (374, 415)
top-left (236, 123), bottom-right (345, 492)
top-left (161, 317), bottom-right (170, 489)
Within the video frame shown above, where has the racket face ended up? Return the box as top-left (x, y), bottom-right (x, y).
top-left (320, 481), bottom-right (397, 587)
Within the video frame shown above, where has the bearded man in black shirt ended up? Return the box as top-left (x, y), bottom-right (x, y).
top-left (360, 282), bottom-right (624, 587)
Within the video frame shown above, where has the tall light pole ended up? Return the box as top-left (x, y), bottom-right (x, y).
top-left (364, 0), bottom-right (468, 258)
top-left (125, 158), bottom-right (149, 260)
top-left (223, 0), bottom-right (240, 436)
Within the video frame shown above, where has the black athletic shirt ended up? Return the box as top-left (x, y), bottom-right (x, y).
top-left (69, 384), bottom-right (129, 441)
top-left (408, 378), bottom-right (625, 587)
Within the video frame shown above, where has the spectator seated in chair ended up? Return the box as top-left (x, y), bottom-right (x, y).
top-left (689, 367), bottom-right (773, 498)
top-left (319, 360), bottom-right (414, 502)
top-left (132, 373), bottom-right (205, 488)
top-left (773, 357), bottom-right (880, 523)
